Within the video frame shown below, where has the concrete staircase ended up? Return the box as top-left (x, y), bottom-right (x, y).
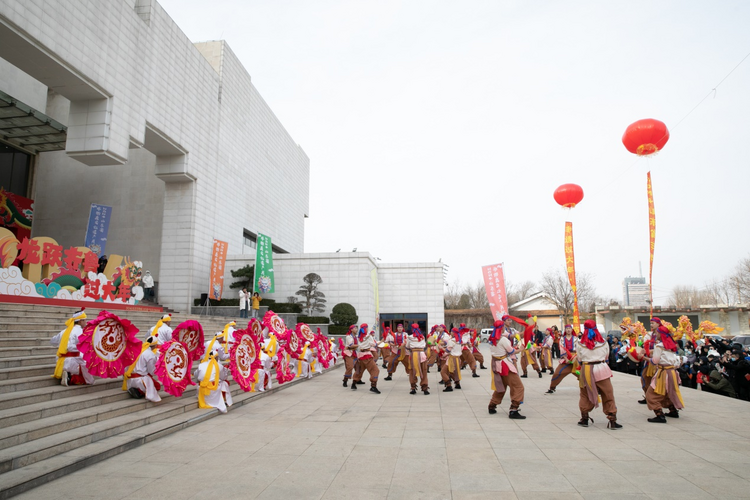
top-left (0, 303), bottom-right (339, 499)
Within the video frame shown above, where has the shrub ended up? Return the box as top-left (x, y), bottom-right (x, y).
top-left (297, 316), bottom-right (329, 324)
top-left (330, 303), bottom-right (357, 326)
top-left (267, 302), bottom-right (303, 314)
top-left (192, 297), bottom-right (277, 307)
top-left (328, 324), bottom-right (350, 335)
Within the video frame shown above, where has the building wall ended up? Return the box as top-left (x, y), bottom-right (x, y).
top-left (0, 1), bottom-right (309, 312)
top-left (223, 253), bottom-right (445, 328)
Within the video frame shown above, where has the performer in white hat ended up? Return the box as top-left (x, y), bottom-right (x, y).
top-left (122, 336), bottom-right (162, 402)
top-left (151, 314), bottom-right (173, 345)
top-left (196, 348), bottom-right (233, 414)
top-left (51, 309), bottom-right (94, 386)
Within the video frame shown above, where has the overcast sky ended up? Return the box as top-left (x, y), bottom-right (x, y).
top-left (159, 0), bottom-right (750, 305)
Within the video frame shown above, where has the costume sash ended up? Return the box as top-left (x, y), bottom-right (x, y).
top-left (122, 342), bottom-right (152, 390)
top-left (198, 357), bottom-right (220, 409)
top-left (653, 366), bottom-right (685, 409)
top-left (54, 317), bottom-right (76, 379)
top-left (296, 345), bottom-right (309, 377)
top-left (448, 355), bottom-right (461, 380)
top-left (490, 358), bottom-right (506, 392)
top-left (579, 363), bottom-right (599, 408)
top-left (398, 345), bottom-right (407, 361)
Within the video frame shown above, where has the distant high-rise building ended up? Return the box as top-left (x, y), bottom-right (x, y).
top-left (622, 276), bottom-right (650, 306)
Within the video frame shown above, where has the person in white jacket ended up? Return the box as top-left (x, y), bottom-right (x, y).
top-left (238, 288), bottom-right (249, 319)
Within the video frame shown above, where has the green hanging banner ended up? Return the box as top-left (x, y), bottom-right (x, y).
top-left (253, 233), bottom-right (275, 293)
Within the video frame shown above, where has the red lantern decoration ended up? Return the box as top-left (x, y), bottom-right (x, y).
top-left (554, 183), bottom-right (584, 208)
top-left (622, 119), bottom-right (669, 156)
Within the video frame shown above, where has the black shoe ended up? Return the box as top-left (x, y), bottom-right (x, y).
top-left (648, 414), bottom-right (667, 423)
top-left (521, 374), bottom-right (528, 378)
top-left (382, 364), bottom-right (387, 368)
top-left (549, 369), bottom-right (554, 375)
top-left (665, 410), bottom-right (680, 418)
top-left (508, 410), bottom-right (526, 420)
top-left (356, 380), bottom-right (366, 385)
top-left (443, 386), bottom-right (453, 392)
top-left (578, 416), bottom-right (593, 427)
top-left (488, 407), bottom-right (497, 415)
top-left (538, 371), bottom-right (543, 378)
top-left (384, 375), bottom-right (392, 381)
top-left (607, 420), bottom-right (623, 429)
top-left (472, 373), bottom-right (480, 378)
top-left (638, 398), bottom-right (647, 404)
top-left (427, 369), bottom-right (431, 373)
top-left (545, 389), bottom-right (555, 394)
top-left (480, 366), bottom-right (487, 370)
top-left (351, 383), bottom-right (358, 390)
top-left (370, 386), bottom-right (381, 394)
top-left (410, 389), bottom-right (416, 395)
top-left (454, 383), bottom-right (461, 390)
top-left (438, 380), bottom-right (444, 385)
top-left (343, 379), bottom-right (348, 387)
top-left (423, 390), bottom-right (430, 395)
top-left (127, 388), bottom-right (144, 399)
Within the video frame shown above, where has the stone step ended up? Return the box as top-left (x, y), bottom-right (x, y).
top-left (0, 366), bottom-right (339, 500)
top-left (0, 347), bottom-right (56, 359)
top-left (0, 375), bottom-right (61, 394)
top-left (0, 364), bottom-right (54, 381)
top-left (0, 355), bottom-right (56, 369)
top-left (0, 378), bottom-right (122, 408)
top-left (0, 386), bottom-right (131, 429)
top-left (0, 338), bottom-right (51, 348)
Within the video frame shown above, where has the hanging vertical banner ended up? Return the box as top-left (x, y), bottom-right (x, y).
top-left (253, 233), bottom-right (275, 293)
top-left (647, 172), bottom-right (656, 318)
top-left (84, 204), bottom-right (112, 257)
top-left (371, 268), bottom-right (379, 314)
top-left (209, 239), bottom-right (228, 300)
top-left (482, 263), bottom-right (508, 320)
top-left (564, 222), bottom-right (580, 329)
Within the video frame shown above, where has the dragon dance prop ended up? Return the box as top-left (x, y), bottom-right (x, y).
top-left (263, 310), bottom-right (287, 338)
top-left (77, 310), bottom-right (141, 378)
top-left (155, 340), bottom-right (195, 396)
top-left (275, 348), bottom-right (295, 384)
top-left (171, 320), bottom-right (205, 362)
top-left (228, 328), bottom-right (262, 392)
top-left (248, 317), bottom-right (263, 338)
top-left (296, 322), bottom-right (316, 344)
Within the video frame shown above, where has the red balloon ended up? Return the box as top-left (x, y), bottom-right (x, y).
top-left (554, 184), bottom-right (584, 208)
top-left (622, 119), bottom-right (669, 156)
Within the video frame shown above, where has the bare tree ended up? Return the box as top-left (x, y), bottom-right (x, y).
top-left (506, 280), bottom-right (536, 306)
top-left (465, 281), bottom-right (490, 309)
top-left (444, 280), bottom-right (463, 309)
top-left (731, 255), bottom-right (750, 303)
top-left (539, 267), bottom-right (596, 322)
top-left (668, 285), bottom-right (714, 308)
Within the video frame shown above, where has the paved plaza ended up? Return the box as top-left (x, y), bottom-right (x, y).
top-left (16, 345), bottom-right (750, 500)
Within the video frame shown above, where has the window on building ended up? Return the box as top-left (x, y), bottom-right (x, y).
top-left (0, 143), bottom-right (31, 197)
top-left (243, 229), bottom-right (289, 254)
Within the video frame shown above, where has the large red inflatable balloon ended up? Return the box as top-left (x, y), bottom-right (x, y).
top-left (554, 184), bottom-right (584, 208)
top-left (622, 119), bottom-right (669, 156)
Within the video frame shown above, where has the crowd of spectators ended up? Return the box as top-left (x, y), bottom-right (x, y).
top-left (606, 334), bottom-right (750, 401)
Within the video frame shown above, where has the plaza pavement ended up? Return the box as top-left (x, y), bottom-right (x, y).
top-left (15, 345), bottom-right (750, 500)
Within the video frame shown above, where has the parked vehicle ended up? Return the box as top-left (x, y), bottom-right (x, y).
top-left (480, 328), bottom-right (494, 342)
top-left (731, 335), bottom-right (750, 348)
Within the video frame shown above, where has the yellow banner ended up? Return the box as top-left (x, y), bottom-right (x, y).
top-left (564, 222), bottom-right (580, 328)
top-left (647, 172), bottom-right (656, 318)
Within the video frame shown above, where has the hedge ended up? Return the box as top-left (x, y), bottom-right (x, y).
top-left (328, 324), bottom-right (350, 335)
top-left (330, 303), bottom-right (358, 326)
top-left (296, 316), bottom-right (329, 324)
top-left (192, 297), bottom-right (277, 307)
top-left (267, 302), bottom-right (303, 314)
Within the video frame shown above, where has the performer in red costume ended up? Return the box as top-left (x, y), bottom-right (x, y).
top-left (546, 324), bottom-right (579, 394)
top-left (488, 317), bottom-right (526, 419)
top-left (384, 323), bottom-right (410, 380)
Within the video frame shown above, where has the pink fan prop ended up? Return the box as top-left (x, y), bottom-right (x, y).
top-left (229, 329), bottom-right (262, 392)
top-left (171, 320), bottom-right (205, 362)
top-left (78, 311), bottom-right (141, 378)
top-left (248, 317), bottom-right (263, 338)
top-left (296, 323), bottom-right (316, 344)
top-left (155, 340), bottom-right (195, 396)
top-left (315, 334), bottom-right (332, 369)
top-left (263, 310), bottom-right (286, 337)
top-left (275, 350), bottom-right (295, 384)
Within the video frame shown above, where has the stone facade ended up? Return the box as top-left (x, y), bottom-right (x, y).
top-left (223, 252), bottom-right (445, 329)
top-left (0, 0), bottom-right (309, 312)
